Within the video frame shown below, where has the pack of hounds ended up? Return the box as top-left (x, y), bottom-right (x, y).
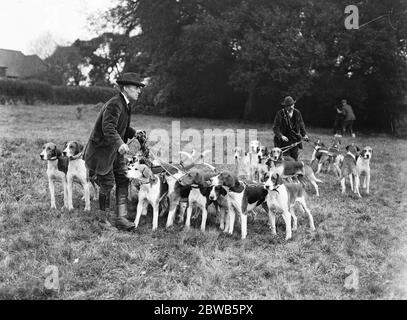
top-left (40, 137), bottom-right (373, 241)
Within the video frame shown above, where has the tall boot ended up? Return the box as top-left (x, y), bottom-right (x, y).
top-left (99, 191), bottom-right (114, 227)
top-left (115, 186), bottom-right (135, 231)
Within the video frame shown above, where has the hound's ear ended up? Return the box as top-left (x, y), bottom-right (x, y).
top-left (55, 148), bottom-right (63, 158)
top-left (77, 142), bottom-right (84, 154)
top-left (271, 173), bottom-right (283, 186)
top-left (264, 147), bottom-right (268, 155)
top-left (346, 145), bottom-right (350, 151)
top-left (256, 147), bottom-right (260, 153)
top-left (142, 166), bottom-right (152, 179)
top-left (356, 146), bottom-right (360, 152)
top-left (219, 186), bottom-right (227, 196)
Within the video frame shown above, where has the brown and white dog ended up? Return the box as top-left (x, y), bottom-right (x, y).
top-left (233, 147), bottom-right (252, 179)
top-left (40, 142), bottom-right (69, 210)
top-left (356, 146), bottom-right (372, 195)
top-left (126, 163), bottom-right (168, 230)
top-left (264, 172), bottom-right (315, 240)
top-left (310, 139), bottom-right (330, 175)
top-left (339, 144), bottom-right (361, 198)
top-left (177, 171), bottom-right (218, 231)
top-left (63, 141), bottom-right (97, 211)
top-left (210, 171), bottom-right (268, 239)
top-left (267, 147), bottom-right (323, 196)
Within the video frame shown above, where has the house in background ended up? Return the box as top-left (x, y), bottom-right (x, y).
top-left (0, 48), bottom-right (46, 79)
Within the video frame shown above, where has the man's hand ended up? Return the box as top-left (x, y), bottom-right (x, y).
top-left (303, 135), bottom-right (309, 142)
top-left (118, 143), bottom-right (130, 155)
top-left (281, 136), bottom-right (289, 142)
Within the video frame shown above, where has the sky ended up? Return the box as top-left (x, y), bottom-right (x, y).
top-left (0, 0), bottom-right (118, 56)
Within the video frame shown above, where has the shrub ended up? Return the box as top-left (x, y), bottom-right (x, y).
top-left (0, 78), bottom-right (53, 104)
top-left (53, 85), bottom-right (117, 105)
top-left (0, 78), bottom-right (118, 105)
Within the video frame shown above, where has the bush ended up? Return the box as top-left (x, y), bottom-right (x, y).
top-left (0, 78), bottom-right (118, 105)
top-left (53, 85), bottom-right (117, 105)
top-left (0, 78), bottom-right (53, 104)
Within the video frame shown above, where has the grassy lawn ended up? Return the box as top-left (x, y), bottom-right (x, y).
top-left (0, 104), bottom-right (407, 300)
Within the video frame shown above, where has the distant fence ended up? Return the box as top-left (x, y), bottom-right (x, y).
top-left (0, 78), bottom-right (117, 105)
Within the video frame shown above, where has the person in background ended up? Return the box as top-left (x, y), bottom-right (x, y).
top-left (83, 72), bottom-right (145, 231)
top-left (333, 102), bottom-right (345, 137)
top-left (273, 96), bottom-right (309, 161)
top-left (341, 99), bottom-right (356, 138)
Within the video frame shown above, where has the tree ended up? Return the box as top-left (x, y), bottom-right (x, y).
top-left (28, 32), bottom-right (61, 59)
top-left (105, 0), bottom-right (407, 129)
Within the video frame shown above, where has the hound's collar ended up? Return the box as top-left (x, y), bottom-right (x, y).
top-left (69, 152), bottom-right (83, 161)
top-left (191, 184), bottom-right (200, 189)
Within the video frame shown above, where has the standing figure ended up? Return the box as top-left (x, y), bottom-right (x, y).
top-left (84, 73), bottom-right (145, 231)
top-left (273, 96), bottom-right (309, 161)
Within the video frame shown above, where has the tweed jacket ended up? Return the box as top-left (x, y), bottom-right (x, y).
top-left (273, 108), bottom-right (307, 149)
top-left (84, 93), bottom-right (136, 175)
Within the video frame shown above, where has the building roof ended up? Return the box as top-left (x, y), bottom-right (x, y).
top-left (0, 48), bottom-right (46, 78)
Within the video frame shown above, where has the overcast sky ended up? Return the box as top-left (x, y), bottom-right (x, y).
top-left (0, 0), bottom-right (117, 55)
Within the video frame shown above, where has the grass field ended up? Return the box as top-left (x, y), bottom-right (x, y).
top-left (1, 104), bottom-right (407, 300)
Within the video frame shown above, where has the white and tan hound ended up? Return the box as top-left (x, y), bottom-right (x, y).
top-left (63, 141), bottom-right (97, 211)
top-left (210, 171), bottom-right (268, 239)
top-left (126, 163), bottom-right (169, 231)
top-left (356, 146), bottom-right (372, 195)
top-left (40, 142), bottom-right (69, 210)
top-left (340, 144), bottom-right (361, 198)
top-left (233, 147), bottom-right (252, 179)
top-left (267, 147), bottom-right (323, 196)
top-left (177, 171), bottom-right (214, 231)
top-left (264, 172), bottom-right (315, 240)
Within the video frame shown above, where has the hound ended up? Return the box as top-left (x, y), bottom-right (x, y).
top-left (310, 139), bottom-right (330, 175)
top-left (256, 145), bottom-right (270, 182)
top-left (126, 163), bottom-right (168, 231)
top-left (326, 139), bottom-right (343, 177)
top-left (339, 144), bottom-right (361, 198)
top-left (356, 146), bottom-right (372, 195)
top-left (210, 171), bottom-right (268, 239)
top-left (264, 172), bottom-right (315, 240)
top-left (249, 140), bottom-right (263, 181)
top-left (233, 147), bottom-right (252, 179)
top-left (178, 171), bottom-right (215, 231)
top-left (208, 185), bottom-right (230, 231)
top-left (40, 142), bottom-right (69, 210)
top-left (165, 150), bottom-right (215, 228)
top-left (267, 147), bottom-right (323, 196)
top-left (63, 141), bottom-right (97, 211)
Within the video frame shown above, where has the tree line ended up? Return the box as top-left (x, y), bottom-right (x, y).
top-left (37, 0), bottom-right (407, 131)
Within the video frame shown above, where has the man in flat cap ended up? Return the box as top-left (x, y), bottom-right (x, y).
top-left (84, 73), bottom-right (145, 231)
top-left (273, 96), bottom-right (309, 161)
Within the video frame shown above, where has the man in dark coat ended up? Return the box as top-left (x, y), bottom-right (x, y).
top-left (273, 96), bottom-right (309, 161)
top-left (84, 73), bottom-right (145, 231)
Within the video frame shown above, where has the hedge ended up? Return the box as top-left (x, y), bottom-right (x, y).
top-left (0, 78), bottom-right (117, 105)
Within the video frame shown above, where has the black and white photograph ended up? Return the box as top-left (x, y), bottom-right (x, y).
top-left (0, 0), bottom-right (407, 304)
